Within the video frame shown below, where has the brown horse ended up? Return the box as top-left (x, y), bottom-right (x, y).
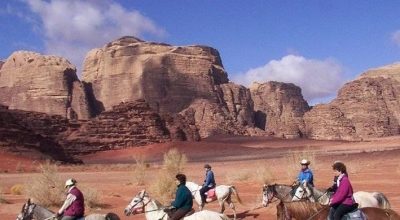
top-left (276, 200), bottom-right (400, 220)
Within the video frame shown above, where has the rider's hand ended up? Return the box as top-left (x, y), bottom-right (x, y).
top-left (54, 212), bottom-right (61, 218)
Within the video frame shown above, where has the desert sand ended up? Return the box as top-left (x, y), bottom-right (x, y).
top-left (1, 135), bottom-right (400, 219)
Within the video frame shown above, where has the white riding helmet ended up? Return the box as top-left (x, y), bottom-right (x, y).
top-left (65, 179), bottom-right (76, 188)
top-left (300, 159), bottom-right (310, 165)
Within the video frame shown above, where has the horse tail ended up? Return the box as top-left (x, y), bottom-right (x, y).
top-left (230, 186), bottom-right (243, 205)
top-left (371, 192), bottom-right (391, 209)
top-left (105, 212), bottom-right (121, 220)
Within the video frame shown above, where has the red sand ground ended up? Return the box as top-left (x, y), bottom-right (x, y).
top-left (1, 135), bottom-right (400, 219)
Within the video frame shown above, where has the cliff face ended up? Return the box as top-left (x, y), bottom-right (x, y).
top-left (0, 51), bottom-right (92, 120)
top-left (304, 76), bottom-right (400, 140)
top-left (250, 81), bottom-right (310, 139)
top-left (1, 36), bottom-right (400, 163)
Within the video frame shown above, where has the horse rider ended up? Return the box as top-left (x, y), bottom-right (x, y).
top-left (328, 161), bottom-right (355, 220)
top-left (55, 178), bottom-right (85, 220)
top-left (164, 173), bottom-right (194, 220)
top-left (326, 161), bottom-right (347, 193)
top-left (200, 164), bottom-right (216, 205)
top-left (294, 159), bottom-right (314, 186)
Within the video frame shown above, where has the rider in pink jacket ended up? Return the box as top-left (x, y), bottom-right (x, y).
top-left (328, 162), bottom-right (355, 220)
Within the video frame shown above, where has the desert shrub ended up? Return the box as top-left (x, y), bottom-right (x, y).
top-left (149, 171), bottom-right (176, 204)
top-left (16, 163), bottom-right (26, 173)
top-left (226, 170), bottom-right (251, 183)
top-left (285, 146), bottom-right (316, 181)
top-left (11, 184), bottom-right (24, 195)
top-left (24, 160), bottom-right (64, 207)
top-left (0, 187), bottom-right (5, 204)
top-left (81, 186), bottom-right (101, 209)
top-left (132, 154), bottom-right (148, 186)
top-left (150, 148), bottom-right (187, 203)
top-left (163, 148), bottom-right (187, 173)
top-left (254, 163), bottom-right (275, 184)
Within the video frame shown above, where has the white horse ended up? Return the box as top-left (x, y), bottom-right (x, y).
top-left (123, 189), bottom-right (231, 220)
top-left (185, 181), bottom-right (242, 220)
top-left (292, 181), bottom-right (391, 209)
top-left (16, 198), bottom-right (120, 220)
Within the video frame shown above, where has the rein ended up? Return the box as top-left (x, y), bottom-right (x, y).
top-left (306, 206), bottom-right (329, 220)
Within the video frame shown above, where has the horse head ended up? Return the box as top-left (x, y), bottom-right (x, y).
top-left (262, 184), bottom-right (276, 207)
top-left (292, 182), bottom-right (315, 202)
top-left (16, 198), bottom-right (36, 220)
top-left (124, 189), bottom-right (151, 216)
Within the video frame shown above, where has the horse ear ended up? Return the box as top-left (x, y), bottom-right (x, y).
top-left (28, 198), bottom-right (31, 204)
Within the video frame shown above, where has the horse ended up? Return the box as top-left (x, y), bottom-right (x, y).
top-left (276, 200), bottom-right (400, 220)
top-left (262, 183), bottom-right (295, 207)
top-left (185, 181), bottom-right (242, 220)
top-left (123, 189), bottom-right (231, 220)
top-left (292, 181), bottom-right (391, 209)
top-left (16, 198), bottom-right (120, 220)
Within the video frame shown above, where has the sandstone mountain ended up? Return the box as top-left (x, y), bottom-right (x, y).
top-left (0, 36), bottom-right (400, 162)
top-left (0, 51), bottom-right (91, 120)
top-left (304, 74), bottom-right (400, 140)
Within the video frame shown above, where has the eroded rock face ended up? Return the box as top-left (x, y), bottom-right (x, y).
top-left (62, 99), bottom-right (200, 154)
top-left (82, 36), bottom-right (229, 115)
top-left (0, 51), bottom-right (91, 120)
top-left (0, 104), bottom-right (82, 163)
top-left (304, 76), bottom-right (400, 140)
top-left (179, 99), bottom-right (250, 138)
top-left (250, 81), bottom-right (310, 139)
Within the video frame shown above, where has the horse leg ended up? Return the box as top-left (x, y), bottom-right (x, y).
top-left (225, 196), bottom-right (237, 220)
top-left (199, 203), bottom-right (204, 211)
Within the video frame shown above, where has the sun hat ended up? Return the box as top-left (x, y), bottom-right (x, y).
top-left (300, 159), bottom-right (310, 165)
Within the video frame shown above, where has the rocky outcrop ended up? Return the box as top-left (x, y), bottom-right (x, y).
top-left (179, 99), bottom-right (250, 138)
top-left (62, 99), bottom-right (200, 154)
top-left (0, 51), bottom-right (91, 120)
top-left (0, 104), bottom-right (82, 163)
top-left (250, 81), bottom-right (310, 139)
top-left (0, 99), bottom-right (200, 162)
top-left (82, 36), bottom-right (229, 115)
top-left (304, 76), bottom-right (400, 140)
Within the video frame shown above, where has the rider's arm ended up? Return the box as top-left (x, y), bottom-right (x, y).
top-left (58, 193), bottom-right (76, 215)
top-left (203, 172), bottom-right (210, 187)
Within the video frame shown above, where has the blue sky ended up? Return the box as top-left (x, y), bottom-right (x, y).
top-left (1, 1), bottom-right (399, 105)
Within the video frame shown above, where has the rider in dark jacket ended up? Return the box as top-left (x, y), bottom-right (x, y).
top-left (200, 164), bottom-right (216, 205)
top-left (166, 173), bottom-right (193, 220)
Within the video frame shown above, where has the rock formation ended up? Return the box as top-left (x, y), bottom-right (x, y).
top-left (82, 36), bottom-right (229, 115)
top-left (1, 36), bottom-right (400, 163)
top-left (250, 81), bottom-right (310, 139)
top-left (303, 65), bottom-right (400, 140)
top-left (0, 51), bottom-right (91, 120)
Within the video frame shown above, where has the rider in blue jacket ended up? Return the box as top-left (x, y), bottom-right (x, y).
top-left (296, 159), bottom-right (314, 186)
top-left (200, 164), bottom-right (216, 205)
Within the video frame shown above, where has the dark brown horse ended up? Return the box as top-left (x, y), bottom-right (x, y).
top-left (276, 200), bottom-right (400, 220)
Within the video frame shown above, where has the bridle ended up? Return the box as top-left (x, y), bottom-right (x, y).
top-left (127, 192), bottom-right (152, 214)
top-left (263, 184), bottom-right (292, 205)
top-left (126, 192), bottom-right (167, 220)
top-left (17, 202), bottom-right (36, 220)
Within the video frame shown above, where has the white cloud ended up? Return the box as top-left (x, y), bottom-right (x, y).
top-left (392, 30), bottom-right (400, 48)
top-left (230, 55), bottom-right (347, 105)
top-left (22, 0), bottom-right (166, 76)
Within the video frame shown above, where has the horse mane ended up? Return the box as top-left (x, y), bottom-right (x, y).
top-left (282, 201), bottom-right (326, 217)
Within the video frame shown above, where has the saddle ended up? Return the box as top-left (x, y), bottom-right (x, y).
top-left (327, 203), bottom-right (366, 220)
top-left (205, 188), bottom-right (216, 200)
